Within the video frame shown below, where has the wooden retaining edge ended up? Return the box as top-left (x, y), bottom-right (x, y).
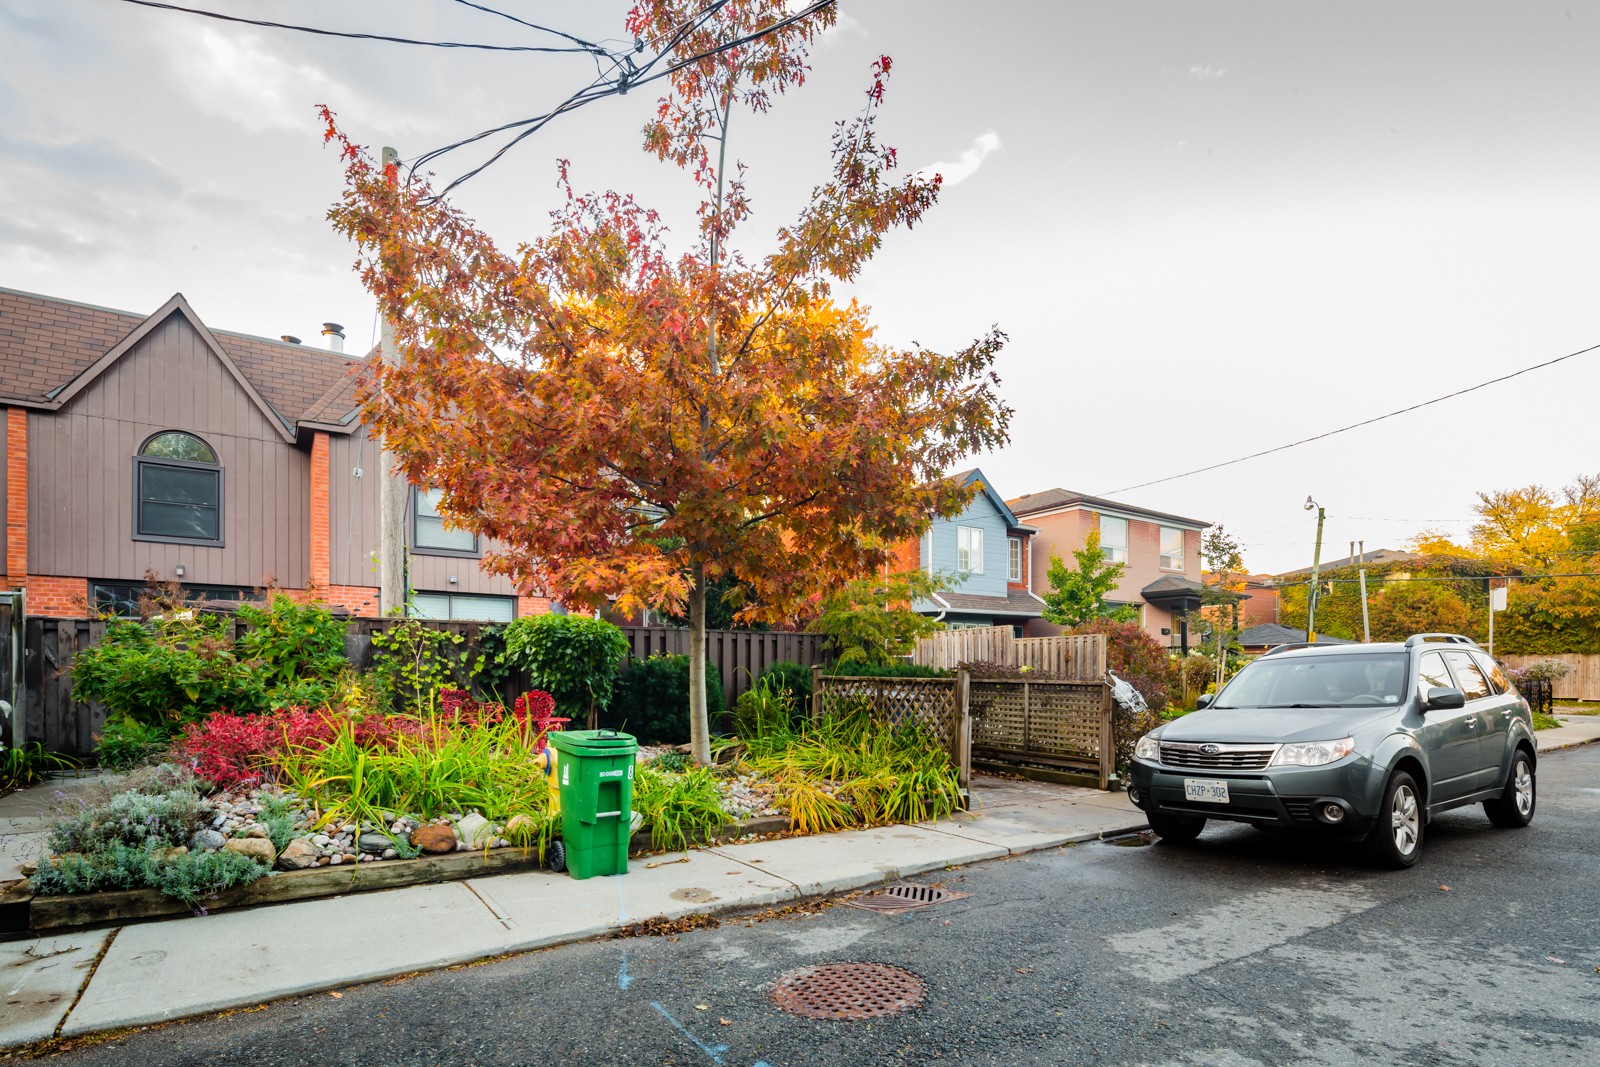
top-left (0, 814), bottom-right (793, 935)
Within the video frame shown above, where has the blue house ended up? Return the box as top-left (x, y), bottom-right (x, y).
top-left (911, 468), bottom-right (1044, 635)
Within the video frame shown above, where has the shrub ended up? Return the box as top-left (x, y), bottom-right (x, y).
top-left (607, 655), bottom-right (724, 743)
top-left (70, 616), bottom-right (264, 733)
top-left (235, 595), bottom-right (349, 707)
top-left (1069, 618), bottom-right (1175, 682)
top-left (732, 677), bottom-right (802, 741)
top-left (31, 843), bottom-right (267, 905)
top-left (827, 660), bottom-right (946, 678)
top-left (1177, 653), bottom-right (1219, 699)
top-left (632, 764), bottom-right (731, 851)
top-left (756, 660), bottom-right (815, 706)
top-left (95, 717), bottom-right (173, 771)
top-left (503, 614), bottom-right (629, 728)
top-left (1, 742), bottom-right (76, 791)
top-left (369, 618), bottom-right (486, 712)
top-left (1112, 706), bottom-right (1166, 777)
top-left (48, 787), bottom-right (210, 855)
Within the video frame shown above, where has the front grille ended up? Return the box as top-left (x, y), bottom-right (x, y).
top-left (1281, 798), bottom-right (1316, 824)
top-left (1159, 741), bottom-right (1277, 770)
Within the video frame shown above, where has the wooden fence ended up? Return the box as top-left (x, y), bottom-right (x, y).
top-left (1501, 654), bottom-right (1600, 702)
top-left (913, 624), bottom-right (1105, 680)
top-left (14, 617), bottom-right (830, 759)
top-left (968, 678), bottom-right (1113, 789)
top-left (811, 668), bottom-right (970, 788)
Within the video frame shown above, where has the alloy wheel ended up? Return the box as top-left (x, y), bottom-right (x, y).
top-left (1515, 764), bottom-right (1534, 817)
top-left (1391, 784), bottom-right (1419, 855)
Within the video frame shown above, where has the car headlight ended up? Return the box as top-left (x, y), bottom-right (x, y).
top-left (1269, 737), bottom-right (1355, 767)
top-left (1133, 734), bottom-right (1160, 762)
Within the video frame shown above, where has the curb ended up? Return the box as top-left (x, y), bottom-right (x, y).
top-left (20, 817), bottom-right (1151, 1049)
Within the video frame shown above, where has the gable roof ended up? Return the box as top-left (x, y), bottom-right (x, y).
top-left (950, 468), bottom-right (1033, 532)
top-left (0, 286), bottom-right (363, 435)
top-left (1239, 623), bottom-right (1354, 648)
top-left (1273, 549), bottom-right (1418, 579)
top-left (1006, 487), bottom-right (1210, 529)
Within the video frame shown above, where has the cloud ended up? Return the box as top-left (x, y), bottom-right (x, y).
top-left (169, 26), bottom-right (362, 133)
top-left (915, 131), bottom-right (1002, 187)
top-left (1189, 65), bottom-right (1227, 80)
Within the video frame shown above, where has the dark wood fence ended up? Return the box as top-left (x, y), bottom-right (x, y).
top-left (14, 617), bottom-right (831, 759)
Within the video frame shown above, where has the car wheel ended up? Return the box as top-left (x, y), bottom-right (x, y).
top-left (1148, 813), bottom-right (1206, 844)
top-left (1484, 750), bottom-right (1536, 828)
top-left (1365, 771), bottom-right (1423, 869)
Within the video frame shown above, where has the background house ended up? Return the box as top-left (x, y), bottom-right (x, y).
top-left (0, 286), bottom-right (552, 620)
top-left (896, 468), bottom-right (1044, 636)
top-left (1007, 488), bottom-right (1210, 648)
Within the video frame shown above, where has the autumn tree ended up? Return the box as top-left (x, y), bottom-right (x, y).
top-left (325, 3), bottom-right (1010, 763)
top-left (1040, 532), bottom-right (1137, 628)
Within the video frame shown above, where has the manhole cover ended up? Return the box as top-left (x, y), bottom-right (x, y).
top-left (845, 883), bottom-right (968, 914)
top-left (770, 963), bottom-right (926, 1020)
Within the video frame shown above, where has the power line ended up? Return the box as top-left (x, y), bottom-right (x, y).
top-left (1103, 339), bottom-right (1600, 495)
top-left (114, 0), bottom-right (612, 54)
top-left (1287, 571), bottom-right (1600, 585)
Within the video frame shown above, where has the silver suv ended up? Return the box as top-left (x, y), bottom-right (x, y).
top-left (1126, 634), bottom-right (1536, 868)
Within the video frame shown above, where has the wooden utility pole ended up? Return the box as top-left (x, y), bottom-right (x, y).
top-left (377, 146), bottom-right (408, 616)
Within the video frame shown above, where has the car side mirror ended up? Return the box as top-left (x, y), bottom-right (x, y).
top-left (1195, 694), bottom-right (1214, 710)
top-left (1425, 687), bottom-right (1465, 711)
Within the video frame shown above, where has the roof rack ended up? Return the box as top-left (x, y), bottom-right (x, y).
top-left (1261, 642), bottom-right (1316, 656)
top-left (1403, 633), bottom-right (1480, 648)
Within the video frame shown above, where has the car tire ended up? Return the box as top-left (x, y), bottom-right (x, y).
top-left (1148, 813), bottom-right (1205, 844)
top-left (1365, 771), bottom-right (1423, 869)
top-left (1484, 750), bottom-right (1536, 828)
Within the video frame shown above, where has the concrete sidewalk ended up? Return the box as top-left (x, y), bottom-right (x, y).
top-left (1537, 714), bottom-right (1600, 752)
top-left (0, 776), bottom-right (1144, 1049)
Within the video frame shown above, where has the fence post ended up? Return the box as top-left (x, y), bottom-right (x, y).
top-left (810, 664), bottom-right (824, 724)
top-left (956, 667), bottom-right (972, 792)
top-left (1098, 680), bottom-right (1113, 791)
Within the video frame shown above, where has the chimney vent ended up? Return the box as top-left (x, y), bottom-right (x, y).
top-left (321, 322), bottom-right (346, 353)
top-left (280, 334), bottom-right (302, 345)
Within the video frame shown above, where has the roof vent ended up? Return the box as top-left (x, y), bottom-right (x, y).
top-left (280, 334), bottom-right (302, 345)
top-left (321, 322), bottom-right (345, 353)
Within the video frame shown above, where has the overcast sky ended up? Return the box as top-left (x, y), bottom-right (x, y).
top-left (3, 1), bottom-right (1597, 573)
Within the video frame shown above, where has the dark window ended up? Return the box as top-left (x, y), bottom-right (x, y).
top-left (1474, 652), bottom-right (1511, 695)
top-left (1443, 650), bottom-right (1491, 701)
top-left (92, 581), bottom-right (259, 618)
top-left (412, 487), bottom-right (478, 555)
top-left (1417, 651), bottom-right (1452, 697)
top-left (409, 591), bottom-right (515, 622)
top-left (135, 432), bottom-right (221, 545)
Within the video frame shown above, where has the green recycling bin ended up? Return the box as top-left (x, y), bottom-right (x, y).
top-left (547, 729), bottom-right (638, 879)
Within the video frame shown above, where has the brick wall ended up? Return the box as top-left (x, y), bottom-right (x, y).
top-left (325, 584), bottom-right (382, 618)
top-left (517, 595), bottom-right (554, 617)
top-left (28, 576), bottom-right (91, 616)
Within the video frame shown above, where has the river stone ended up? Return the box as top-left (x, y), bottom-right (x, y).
top-left (456, 813), bottom-right (495, 847)
top-left (223, 837), bottom-right (278, 866)
top-left (191, 829), bottom-right (227, 851)
top-left (410, 823), bottom-right (457, 854)
top-left (276, 837), bottom-right (321, 871)
top-left (357, 832), bottom-right (392, 854)
top-left (240, 825), bottom-right (270, 840)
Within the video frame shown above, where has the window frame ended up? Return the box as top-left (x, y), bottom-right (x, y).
top-left (1007, 536), bottom-right (1023, 581)
top-left (1159, 526), bottom-right (1185, 570)
top-left (1099, 515), bottom-right (1129, 564)
top-left (132, 431), bottom-right (224, 548)
top-left (1442, 649), bottom-right (1492, 702)
top-left (408, 590), bottom-right (517, 622)
top-left (957, 525), bottom-right (985, 574)
top-left (411, 485), bottom-right (480, 558)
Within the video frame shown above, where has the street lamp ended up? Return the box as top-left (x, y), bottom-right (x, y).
top-left (1304, 495), bottom-right (1325, 643)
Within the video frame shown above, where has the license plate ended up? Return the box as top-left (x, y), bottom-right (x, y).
top-left (1183, 778), bottom-right (1230, 804)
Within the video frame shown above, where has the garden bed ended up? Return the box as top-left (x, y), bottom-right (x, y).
top-left (0, 812), bottom-right (792, 934)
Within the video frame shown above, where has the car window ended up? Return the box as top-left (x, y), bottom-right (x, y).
top-left (1472, 651), bottom-right (1510, 695)
top-left (1417, 652), bottom-right (1452, 698)
top-left (1443, 650), bottom-right (1491, 701)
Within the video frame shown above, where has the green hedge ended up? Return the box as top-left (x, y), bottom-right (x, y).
top-left (604, 655), bottom-right (725, 744)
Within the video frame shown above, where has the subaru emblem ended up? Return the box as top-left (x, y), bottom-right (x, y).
top-left (1200, 744), bottom-right (1221, 755)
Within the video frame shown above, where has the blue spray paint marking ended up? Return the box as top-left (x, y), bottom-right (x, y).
top-left (650, 1001), bottom-right (729, 1065)
top-left (617, 949), bottom-right (633, 990)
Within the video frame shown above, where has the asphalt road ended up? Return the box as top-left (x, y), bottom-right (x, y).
top-left (34, 745), bottom-right (1600, 1066)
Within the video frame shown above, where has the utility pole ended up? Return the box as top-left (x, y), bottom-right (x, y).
top-left (1304, 495), bottom-right (1325, 642)
top-left (1356, 539), bottom-right (1371, 642)
top-left (377, 146), bottom-right (408, 617)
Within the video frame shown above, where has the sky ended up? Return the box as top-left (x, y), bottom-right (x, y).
top-left (2, 0), bottom-right (1597, 573)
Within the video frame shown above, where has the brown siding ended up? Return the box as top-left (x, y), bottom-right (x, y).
top-left (327, 426), bottom-right (519, 597)
top-left (27, 312), bottom-right (311, 588)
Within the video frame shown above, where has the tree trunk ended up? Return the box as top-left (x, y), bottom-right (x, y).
top-left (688, 560), bottom-right (712, 765)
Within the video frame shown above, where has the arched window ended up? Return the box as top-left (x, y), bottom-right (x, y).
top-left (134, 431), bottom-right (222, 545)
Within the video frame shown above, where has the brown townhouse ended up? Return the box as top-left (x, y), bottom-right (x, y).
top-left (0, 286), bottom-right (552, 620)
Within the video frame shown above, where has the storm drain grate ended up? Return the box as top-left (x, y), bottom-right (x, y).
top-left (845, 883), bottom-right (967, 914)
top-left (770, 963), bottom-right (927, 1021)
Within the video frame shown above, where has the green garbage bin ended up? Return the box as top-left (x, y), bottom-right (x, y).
top-left (547, 729), bottom-right (638, 879)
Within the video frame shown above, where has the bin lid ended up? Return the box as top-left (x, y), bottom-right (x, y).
top-left (548, 728), bottom-right (638, 755)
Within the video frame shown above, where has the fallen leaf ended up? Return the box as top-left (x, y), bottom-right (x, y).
top-left (1437, 885), bottom-right (1451, 892)
top-left (718, 1018), bottom-right (733, 1026)
top-left (1015, 967), bottom-right (1033, 975)
top-left (645, 862), bottom-right (661, 869)
top-left (328, 992), bottom-right (343, 999)
top-left (1547, 956), bottom-right (1566, 964)
top-left (695, 1003), bottom-right (709, 1011)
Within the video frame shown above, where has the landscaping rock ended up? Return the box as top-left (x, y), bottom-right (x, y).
top-left (276, 837), bottom-right (321, 870)
top-left (456, 813), bottom-right (496, 847)
top-left (357, 832), bottom-right (392, 854)
top-left (239, 825), bottom-right (270, 840)
top-left (191, 829), bottom-right (227, 851)
top-left (152, 845), bottom-right (189, 862)
top-left (505, 813), bottom-right (538, 838)
top-left (410, 824), bottom-right (457, 854)
top-left (329, 852), bottom-right (344, 865)
top-left (382, 848), bottom-right (398, 860)
top-left (223, 837), bottom-right (278, 866)
top-left (311, 834), bottom-right (332, 848)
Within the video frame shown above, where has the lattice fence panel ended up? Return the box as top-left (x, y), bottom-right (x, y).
top-left (1024, 683), bottom-right (1104, 759)
top-left (969, 681), bottom-right (1028, 753)
top-left (814, 676), bottom-right (962, 771)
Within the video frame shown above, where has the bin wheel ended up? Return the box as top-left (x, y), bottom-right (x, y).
top-left (547, 839), bottom-right (567, 873)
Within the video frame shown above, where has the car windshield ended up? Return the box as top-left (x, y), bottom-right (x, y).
top-left (1213, 653), bottom-right (1409, 709)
